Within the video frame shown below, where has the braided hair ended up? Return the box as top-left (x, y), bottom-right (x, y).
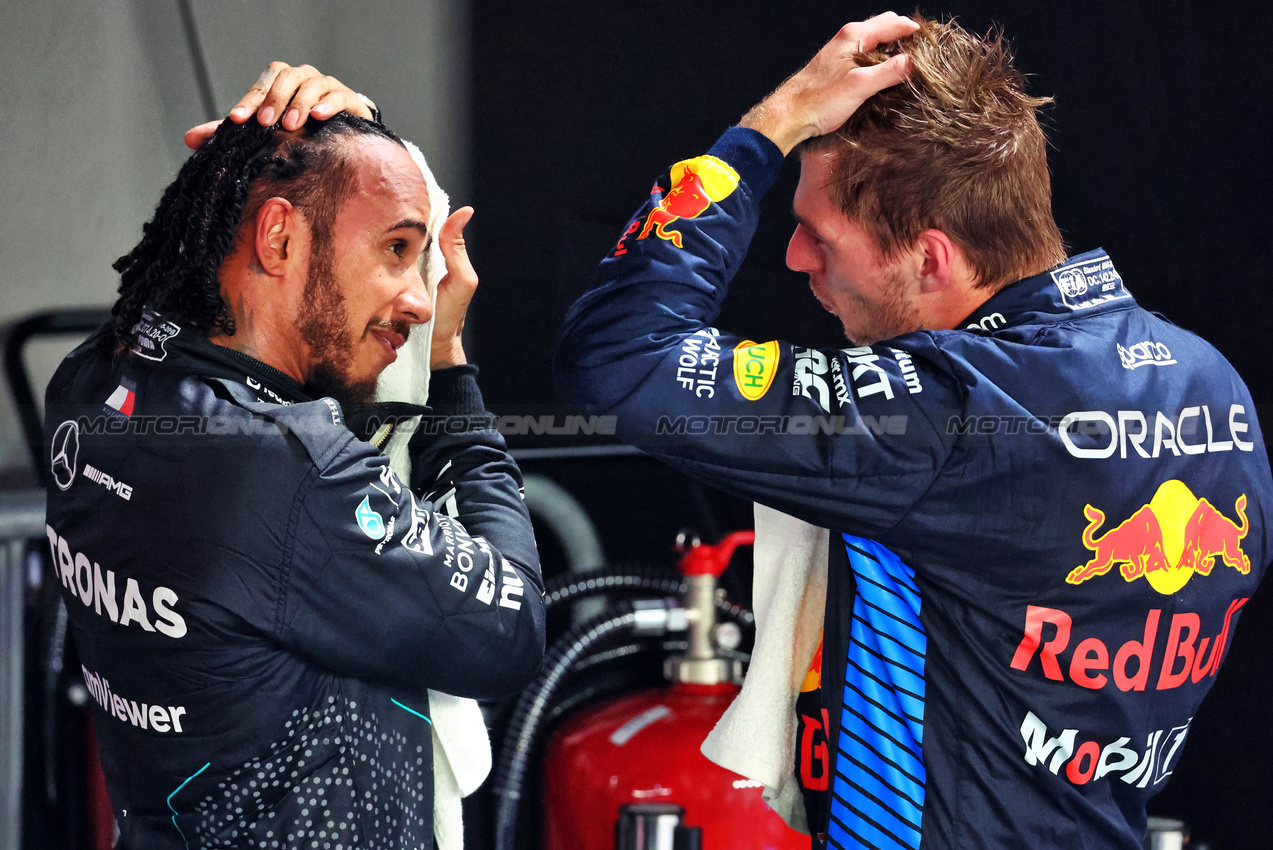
top-left (107, 112), bottom-right (402, 353)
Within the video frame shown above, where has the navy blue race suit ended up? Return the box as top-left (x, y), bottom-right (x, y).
top-left (554, 127), bottom-right (1273, 849)
top-left (43, 314), bottom-right (545, 849)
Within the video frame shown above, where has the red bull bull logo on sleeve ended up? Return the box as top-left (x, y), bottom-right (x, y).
top-left (1067, 479), bottom-right (1249, 595)
top-left (636, 155), bottom-right (740, 249)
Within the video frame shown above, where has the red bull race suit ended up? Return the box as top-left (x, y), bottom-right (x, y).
top-left (554, 127), bottom-right (1273, 849)
top-left (43, 315), bottom-right (545, 849)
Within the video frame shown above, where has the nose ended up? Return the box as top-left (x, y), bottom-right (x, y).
top-left (786, 224), bottom-right (819, 274)
top-left (398, 263), bottom-right (433, 325)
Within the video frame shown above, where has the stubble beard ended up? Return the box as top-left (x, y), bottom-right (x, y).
top-left (839, 266), bottom-right (921, 347)
top-left (298, 241), bottom-right (378, 406)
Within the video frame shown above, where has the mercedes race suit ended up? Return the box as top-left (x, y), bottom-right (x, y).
top-left (554, 127), bottom-right (1273, 849)
top-left (44, 316), bottom-right (545, 849)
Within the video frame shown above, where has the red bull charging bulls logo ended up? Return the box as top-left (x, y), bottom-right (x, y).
top-left (636, 155), bottom-right (739, 249)
top-left (1068, 479), bottom-right (1250, 595)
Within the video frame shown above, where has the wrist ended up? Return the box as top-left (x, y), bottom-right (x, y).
top-left (739, 89), bottom-right (813, 157)
top-left (430, 339), bottom-right (468, 371)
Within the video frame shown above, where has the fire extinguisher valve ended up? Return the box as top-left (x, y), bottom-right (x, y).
top-left (630, 598), bottom-right (688, 636)
top-left (664, 531), bottom-right (753, 686)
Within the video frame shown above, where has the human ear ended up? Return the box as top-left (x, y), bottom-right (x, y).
top-left (252, 197), bottom-right (299, 276)
top-left (914, 229), bottom-right (958, 293)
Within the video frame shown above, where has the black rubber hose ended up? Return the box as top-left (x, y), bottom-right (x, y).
top-left (544, 566), bottom-right (682, 610)
top-left (491, 601), bottom-right (639, 850)
top-left (544, 566), bottom-right (756, 628)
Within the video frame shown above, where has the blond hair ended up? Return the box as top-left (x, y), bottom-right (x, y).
top-left (803, 15), bottom-right (1066, 289)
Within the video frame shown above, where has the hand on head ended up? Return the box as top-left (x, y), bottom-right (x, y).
top-left (740, 12), bottom-right (918, 155)
top-left (184, 62), bottom-right (375, 150)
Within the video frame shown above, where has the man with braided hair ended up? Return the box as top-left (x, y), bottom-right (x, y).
top-left (44, 69), bottom-right (543, 848)
top-left (555, 12), bottom-right (1273, 849)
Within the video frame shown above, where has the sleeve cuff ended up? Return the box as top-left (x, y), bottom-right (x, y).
top-left (707, 126), bottom-right (786, 199)
top-left (426, 365), bottom-right (487, 416)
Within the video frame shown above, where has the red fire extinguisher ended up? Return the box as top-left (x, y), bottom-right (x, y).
top-left (540, 532), bottom-right (808, 850)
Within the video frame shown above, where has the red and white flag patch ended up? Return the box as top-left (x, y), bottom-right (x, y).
top-left (105, 384), bottom-right (135, 417)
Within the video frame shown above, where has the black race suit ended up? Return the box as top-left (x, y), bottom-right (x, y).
top-left (44, 313), bottom-right (545, 849)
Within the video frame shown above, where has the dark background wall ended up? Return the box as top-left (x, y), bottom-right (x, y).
top-left (468, 2), bottom-right (1272, 847)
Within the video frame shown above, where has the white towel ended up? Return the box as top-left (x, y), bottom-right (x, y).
top-left (376, 140), bottom-right (490, 850)
top-left (700, 503), bottom-right (828, 834)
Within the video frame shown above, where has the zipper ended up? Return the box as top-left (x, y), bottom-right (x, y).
top-left (370, 422), bottom-right (396, 450)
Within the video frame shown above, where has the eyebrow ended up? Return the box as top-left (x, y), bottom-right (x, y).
top-left (388, 218), bottom-right (430, 236)
top-left (791, 209), bottom-right (824, 241)
top-left (386, 218), bottom-right (432, 252)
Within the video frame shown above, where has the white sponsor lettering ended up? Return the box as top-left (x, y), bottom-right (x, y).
top-left (374, 515), bottom-right (397, 555)
top-left (842, 347), bottom-right (895, 401)
top-left (675, 329), bottom-right (721, 398)
top-left (245, 376), bottom-right (293, 405)
top-left (1117, 341), bottom-right (1176, 370)
top-left (793, 348), bottom-right (832, 412)
top-left (888, 348), bottom-right (923, 394)
top-left (1059, 404), bottom-right (1253, 459)
top-left (966, 312), bottom-right (1007, 332)
top-left (81, 663), bottom-right (187, 734)
top-left (45, 525), bottom-right (186, 638)
top-left (83, 463), bottom-right (133, 500)
top-left (1020, 710), bottom-right (1189, 787)
top-left (830, 359), bottom-right (851, 409)
top-left (498, 560), bottom-right (525, 611)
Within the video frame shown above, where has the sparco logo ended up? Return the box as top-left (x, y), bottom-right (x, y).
top-left (50, 421), bottom-right (80, 491)
top-left (1118, 341), bottom-right (1176, 370)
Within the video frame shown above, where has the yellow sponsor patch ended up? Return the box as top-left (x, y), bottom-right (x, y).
top-left (733, 340), bottom-right (780, 401)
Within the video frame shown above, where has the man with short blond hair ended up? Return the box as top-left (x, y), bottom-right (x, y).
top-left (556, 12), bottom-right (1272, 848)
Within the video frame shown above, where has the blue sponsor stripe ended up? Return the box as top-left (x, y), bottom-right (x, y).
top-left (828, 535), bottom-right (927, 850)
top-left (837, 728), bottom-right (924, 805)
top-left (827, 797), bottom-right (916, 850)
top-left (840, 677), bottom-right (924, 763)
top-left (835, 770), bottom-right (924, 837)
top-left (844, 648), bottom-right (924, 742)
top-left (850, 611), bottom-right (925, 664)
top-left (847, 628), bottom-right (926, 709)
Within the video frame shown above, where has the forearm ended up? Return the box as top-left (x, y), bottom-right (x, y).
top-left (554, 128), bottom-right (782, 411)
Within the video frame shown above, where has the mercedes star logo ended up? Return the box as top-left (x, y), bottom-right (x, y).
top-left (50, 420), bottom-right (80, 491)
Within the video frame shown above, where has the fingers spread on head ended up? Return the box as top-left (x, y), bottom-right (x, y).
top-left (230, 63), bottom-right (284, 122)
top-left (259, 64), bottom-right (315, 126)
top-left (851, 12), bottom-right (920, 55)
top-left (860, 53), bottom-right (912, 92)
